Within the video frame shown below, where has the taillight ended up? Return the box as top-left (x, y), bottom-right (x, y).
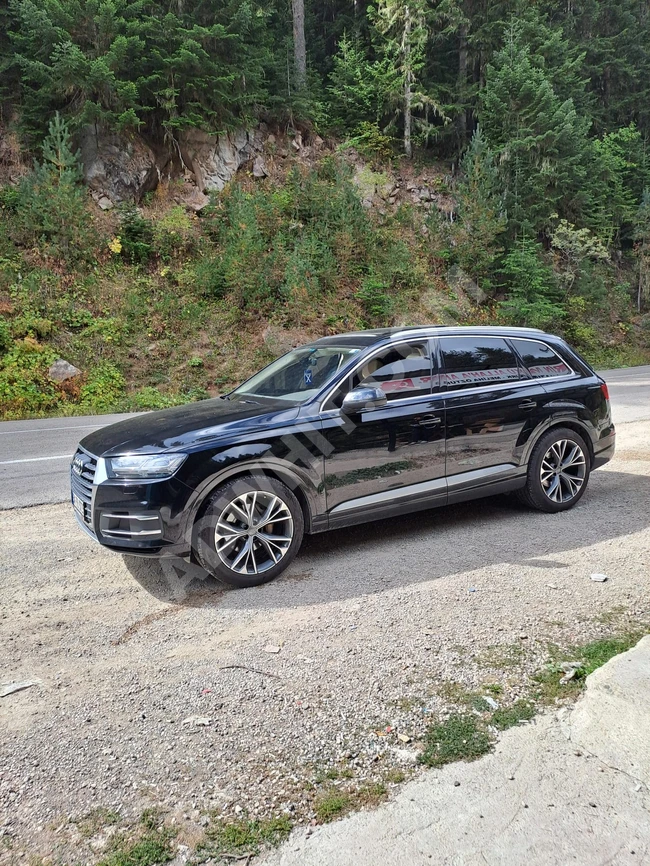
top-left (600, 382), bottom-right (610, 401)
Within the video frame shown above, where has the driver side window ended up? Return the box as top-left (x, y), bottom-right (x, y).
top-left (326, 341), bottom-right (437, 409)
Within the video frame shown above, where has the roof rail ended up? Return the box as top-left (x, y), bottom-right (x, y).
top-left (390, 325), bottom-right (546, 340)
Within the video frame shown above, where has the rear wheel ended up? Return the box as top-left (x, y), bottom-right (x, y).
top-left (518, 427), bottom-right (590, 513)
top-left (194, 475), bottom-right (304, 587)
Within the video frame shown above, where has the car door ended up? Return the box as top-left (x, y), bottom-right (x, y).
top-left (441, 335), bottom-right (546, 500)
top-left (320, 339), bottom-right (446, 523)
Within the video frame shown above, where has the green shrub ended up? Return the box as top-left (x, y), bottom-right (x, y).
top-left (200, 163), bottom-right (376, 317)
top-left (0, 319), bottom-right (14, 353)
top-left (181, 386), bottom-right (210, 402)
top-left (356, 276), bottom-right (393, 325)
top-left (126, 387), bottom-right (179, 411)
top-left (80, 362), bottom-right (126, 412)
top-left (0, 186), bottom-right (20, 212)
top-left (118, 203), bottom-right (154, 264)
top-left (182, 255), bottom-right (228, 299)
top-left (153, 206), bottom-right (196, 261)
top-left (0, 338), bottom-right (60, 418)
top-left (342, 122), bottom-right (395, 164)
top-left (499, 239), bottom-right (565, 329)
top-left (11, 314), bottom-right (55, 340)
top-left (59, 306), bottom-right (96, 329)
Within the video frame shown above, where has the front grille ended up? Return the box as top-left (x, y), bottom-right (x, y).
top-left (71, 447), bottom-right (97, 526)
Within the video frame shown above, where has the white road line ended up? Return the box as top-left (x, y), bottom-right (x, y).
top-left (0, 455), bottom-right (71, 465)
top-left (0, 424), bottom-right (100, 435)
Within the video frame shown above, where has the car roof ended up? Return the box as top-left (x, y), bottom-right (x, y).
top-left (312, 325), bottom-right (549, 349)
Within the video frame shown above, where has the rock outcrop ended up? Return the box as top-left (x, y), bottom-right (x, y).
top-left (78, 126), bottom-right (158, 208)
top-left (179, 128), bottom-right (265, 193)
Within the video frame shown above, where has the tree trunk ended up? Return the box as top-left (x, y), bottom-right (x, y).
top-left (292, 0), bottom-right (307, 91)
top-left (404, 5), bottom-right (412, 159)
top-left (457, 21), bottom-right (468, 148)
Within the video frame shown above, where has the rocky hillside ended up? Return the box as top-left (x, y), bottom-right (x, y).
top-left (0, 120), bottom-right (648, 420)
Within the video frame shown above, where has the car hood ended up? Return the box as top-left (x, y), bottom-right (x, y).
top-left (79, 396), bottom-right (301, 457)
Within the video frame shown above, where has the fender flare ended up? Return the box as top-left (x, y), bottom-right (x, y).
top-left (520, 414), bottom-right (595, 467)
top-left (181, 457), bottom-right (322, 547)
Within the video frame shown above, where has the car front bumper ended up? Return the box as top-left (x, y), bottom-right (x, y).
top-left (71, 450), bottom-right (192, 557)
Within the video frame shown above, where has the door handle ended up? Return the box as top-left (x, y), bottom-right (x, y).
top-left (518, 400), bottom-right (537, 410)
top-left (420, 414), bottom-right (442, 427)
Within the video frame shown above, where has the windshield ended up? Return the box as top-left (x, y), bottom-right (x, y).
top-left (233, 346), bottom-right (361, 403)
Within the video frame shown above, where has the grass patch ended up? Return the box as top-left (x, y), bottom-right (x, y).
top-left (75, 807), bottom-right (121, 838)
top-left (98, 831), bottom-right (174, 866)
top-left (437, 681), bottom-right (502, 712)
top-left (199, 816), bottom-right (292, 858)
top-left (533, 663), bottom-right (584, 704)
top-left (436, 682), bottom-right (480, 706)
top-left (312, 782), bottom-right (389, 824)
top-left (484, 683), bottom-right (503, 695)
top-left (384, 769), bottom-right (406, 784)
top-left (595, 606), bottom-right (627, 625)
top-left (419, 714), bottom-right (493, 768)
top-left (97, 810), bottom-right (175, 866)
top-left (580, 635), bottom-right (640, 674)
top-left (314, 792), bottom-right (352, 823)
top-left (314, 765), bottom-right (354, 783)
top-left (470, 695), bottom-right (493, 713)
top-left (421, 632), bottom-right (646, 775)
top-left (355, 782), bottom-right (388, 806)
top-left (490, 700), bottom-right (536, 731)
top-left (534, 632), bottom-right (644, 705)
top-left (477, 643), bottom-right (525, 670)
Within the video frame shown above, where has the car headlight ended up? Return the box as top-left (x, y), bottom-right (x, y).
top-left (108, 453), bottom-right (188, 479)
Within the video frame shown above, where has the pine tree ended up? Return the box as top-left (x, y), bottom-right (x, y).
top-left (6, 0), bottom-right (278, 142)
top-left (13, 112), bottom-right (97, 266)
top-left (452, 126), bottom-right (505, 288)
top-left (374, 0), bottom-right (429, 158)
top-left (479, 20), bottom-right (590, 239)
top-left (573, 0), bottom-right (650, 138)
top-left (327, 33), bottom-right (393, 132)
top-left (589, 124), bottom-right (650, 244)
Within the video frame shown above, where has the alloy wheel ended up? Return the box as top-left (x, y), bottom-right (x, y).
top-left (540, 439), bottom-right (587, 504)
top-left (214, 490), bottom-right (294, 575)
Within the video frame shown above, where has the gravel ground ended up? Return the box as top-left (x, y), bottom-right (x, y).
top-left (1, 420), bottom-right (649, 864)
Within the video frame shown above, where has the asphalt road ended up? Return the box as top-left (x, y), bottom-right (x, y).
top-left (0, 413), bottom-right (135, 509)
top-left (0, 365), bottom-right (648, 510)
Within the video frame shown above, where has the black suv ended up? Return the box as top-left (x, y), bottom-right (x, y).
top-left (71, 326), bottom-right (615, 587)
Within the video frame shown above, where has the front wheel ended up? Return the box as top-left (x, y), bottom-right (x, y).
top-left (518, 427), bottom-right (591, 513)
top-left (194, 475), bottom-right (304, 588)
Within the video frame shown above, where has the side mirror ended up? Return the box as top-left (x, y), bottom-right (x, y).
top-left (341, 385), bottom-right (387, 414)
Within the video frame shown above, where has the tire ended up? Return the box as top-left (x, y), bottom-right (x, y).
top-left (517, 427), bottom-right (591, 513)
top-left (194, 475), bottom-right (304, 588)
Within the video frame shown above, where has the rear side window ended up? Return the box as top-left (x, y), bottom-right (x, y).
top-left (511, 339), bottom-right (572, 379)
top-left (440, 337), bottom-right (520, 390)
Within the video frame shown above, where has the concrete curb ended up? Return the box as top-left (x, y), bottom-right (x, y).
top-left (259, 636), bottom-right (650, 866)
